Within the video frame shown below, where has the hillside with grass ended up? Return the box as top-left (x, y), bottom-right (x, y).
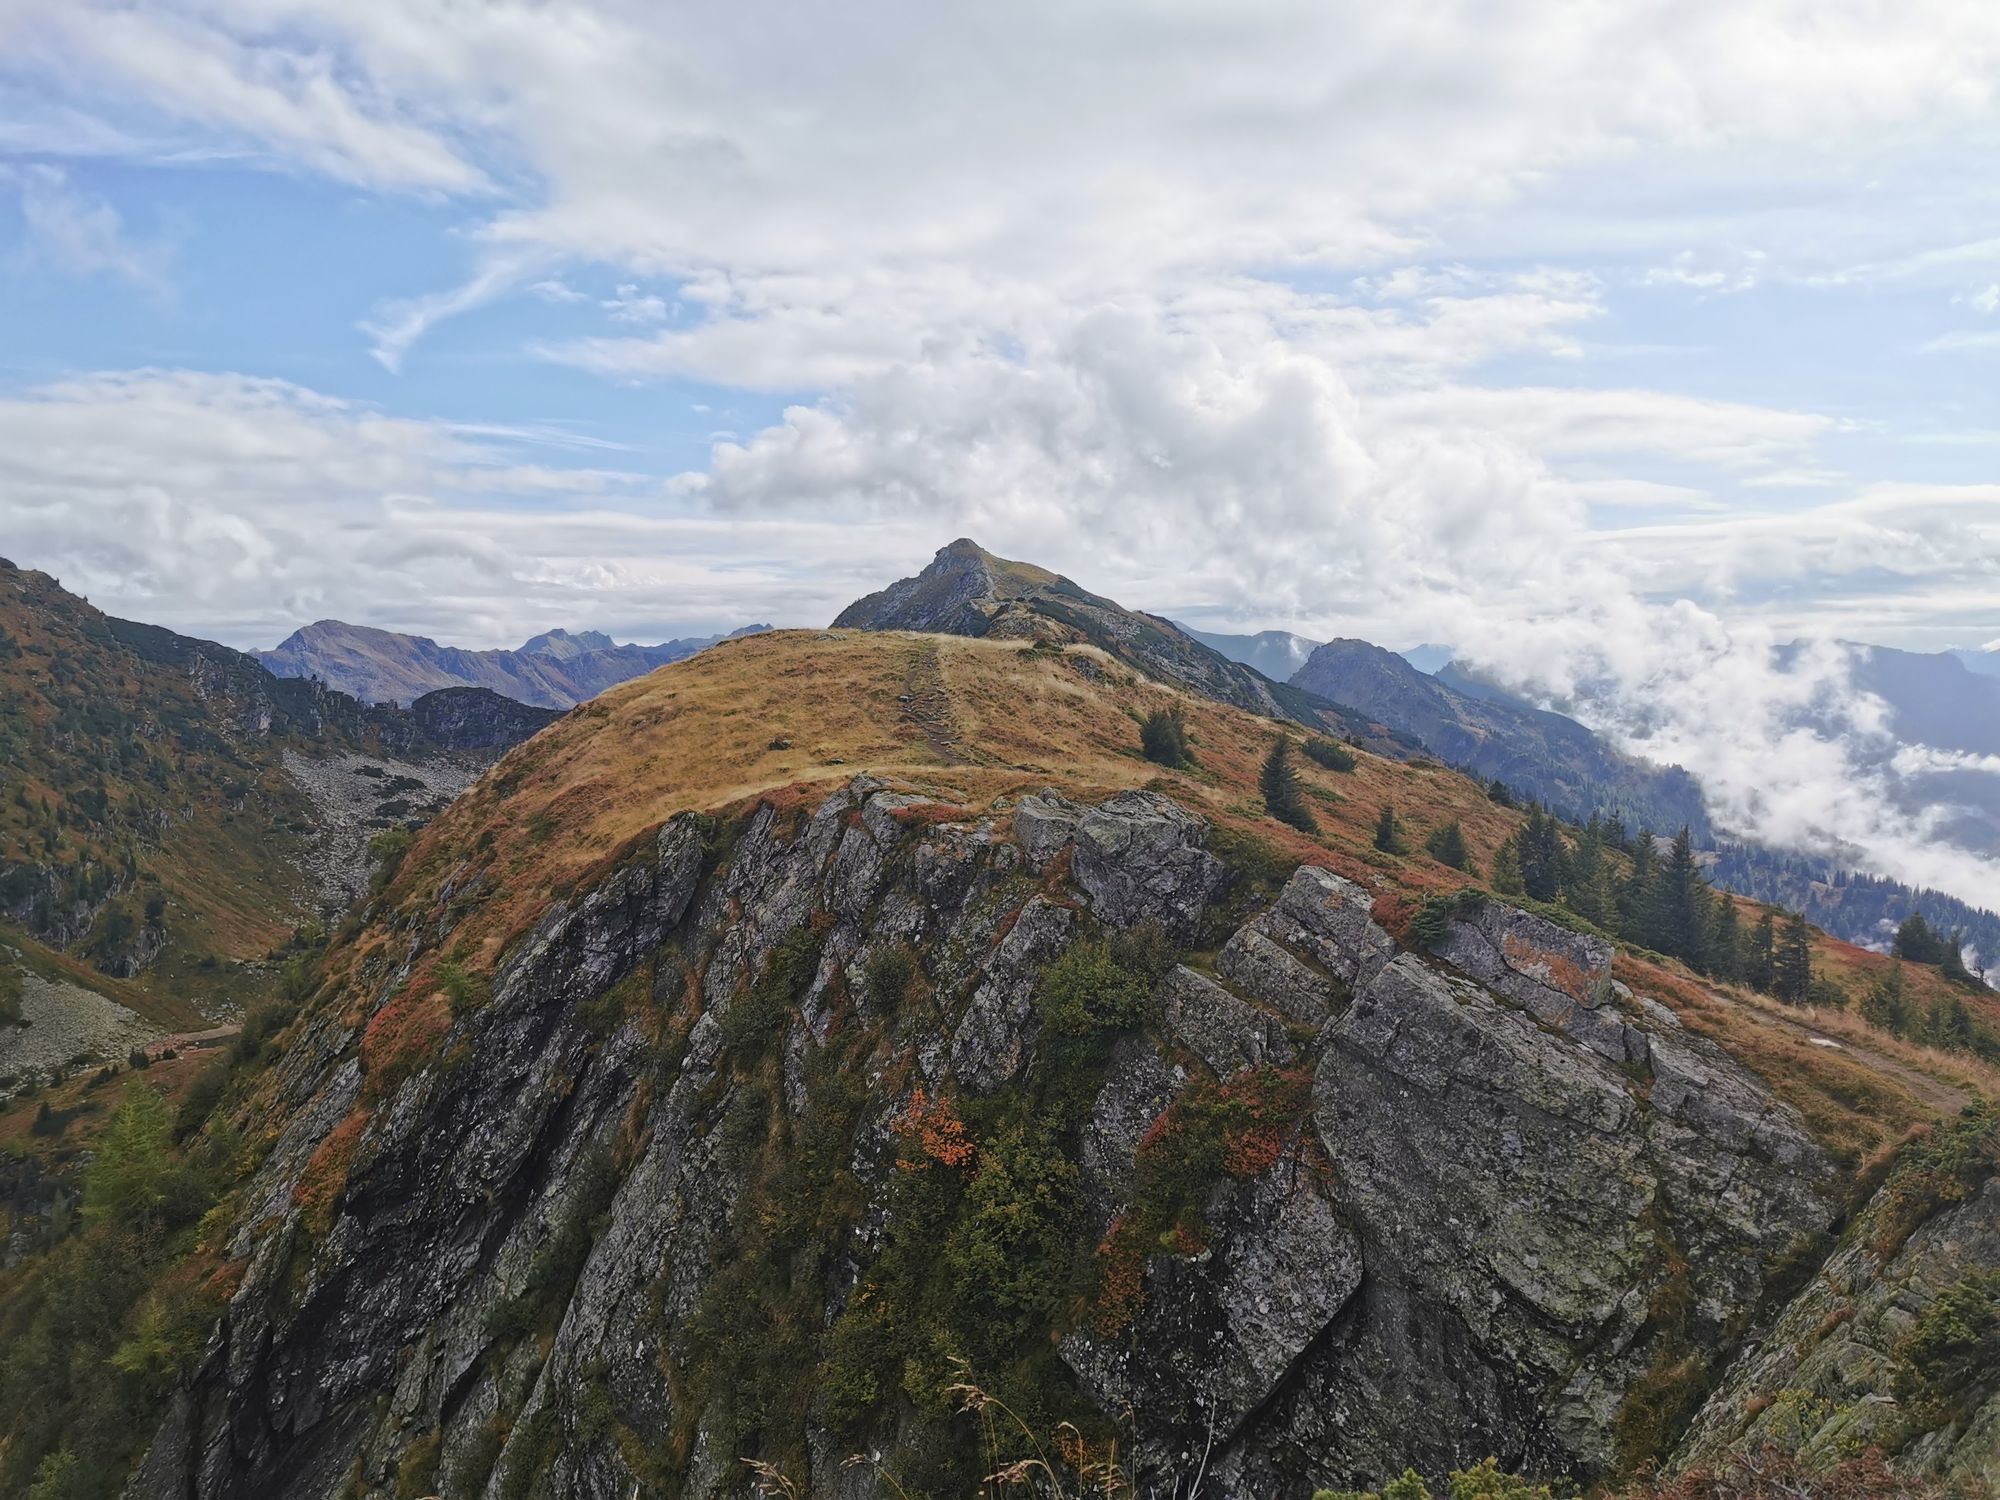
top-left (834, 538), bottom-right (1419, 753)
top-left (0, 557), bottom-right (556, 1022)
top-left (2, 622), bottom-right (1994, 1499)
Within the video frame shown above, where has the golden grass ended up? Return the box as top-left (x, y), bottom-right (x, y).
top-left (349, 627), bottom-right (1991, 1156)
top-left (383, 630), bottom-right (1518, 969)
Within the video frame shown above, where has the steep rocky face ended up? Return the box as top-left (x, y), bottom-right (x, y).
top-left (124, 778), bottom-right (1852, 1500)
top-left (407, 686), bottom-right (562, 751)
top-left (1674, 1111), bottom-right (2000, 1488)
top-left (834, 540), bottom-right (1414, 751)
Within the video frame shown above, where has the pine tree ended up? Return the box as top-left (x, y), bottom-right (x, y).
top-left (1618, 829), bottom-right (1656, 933)
top-left (1373, 803), bottom-right (1403, 854)
top-left (1490, 832), bottom-right (1526, 896)
top-left (1424, 820), bottom-right (1468, 870)
top-left (1139, 706), bottom-right (1191, 768)
top-left (84, 1082), bottom-right (175, 1233)
top-left (1929, 993), bottom-right (1974, 1052)
top-left (1567, 823), bottom-right (1609, 923)
top-left (1260, 738), bottom-right (1318, 834)
top-left (1709, 894), bottom-right (1743, 983)
top-left (1772, 911), bottom-right (1813, 1004)
top-left (1940, 929), bottom-right (1977, 988)
top-left (1860, 960), bottom-right (1911, 1038)
top-left (1748, 912), bottom-right (1776, 992)
top-left (1650, 826), bottom-right (1712, 971)
top-left (1894, 913), bottom-right (1946, 964)
top-left (1517, 807), bottom-right (1565, 902)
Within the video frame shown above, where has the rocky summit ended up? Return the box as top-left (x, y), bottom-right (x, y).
top-left (835, 540), bottom-right (1415, 752)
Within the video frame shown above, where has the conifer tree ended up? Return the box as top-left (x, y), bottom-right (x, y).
top-left (1649, 826), bottom-right (1712, 971)
top-left (1894, 913), bottom-right (1945, 964)
top-left (1940, 929), bottom-right (1977, 988)
top-left (1709, 894), bottom-right (1743, 983)
top-left (1748, 912), bottom-right (1776, 992)
top-left (1517, 806), bottom-right (1565, 902)
top-left (1619, 829), bottom-right (1656, 931)
top-left (1926, 993), bottom-right (1974, 1051)
top-left (1139, 705), bottom-right (1191, 768)
top-left (1567, 822), bottom-right (1609, 924)
top-left (1860, 959), bottom-right (1911, 1038)
top-left (1373, 803), bottom-right (1403, 854)
top-left (1424, 820), bottom-right (1468, 870)
top-left (1772, 911), bottom-right (1813, 1004)
top-left (1260, 737), bottom-right (1318, 834)
top-left (1490, 832), bottom-right (1526, 896)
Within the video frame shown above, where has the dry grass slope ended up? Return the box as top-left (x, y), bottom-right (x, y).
top-left (363, 628), bottom-right (1997, 1159)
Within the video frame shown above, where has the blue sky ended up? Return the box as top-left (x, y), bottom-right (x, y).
top-left (5, 1), bottom-right (2000, 903)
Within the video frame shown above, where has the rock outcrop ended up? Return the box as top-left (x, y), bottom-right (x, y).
top-left (121, 780), bottom-right (1862, 1500)
top-left (1674, 1119), bottom-right (2000, 1487)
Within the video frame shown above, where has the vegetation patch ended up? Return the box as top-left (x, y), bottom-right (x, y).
top-left (1089, 1065), bottom-right (1313, 1333)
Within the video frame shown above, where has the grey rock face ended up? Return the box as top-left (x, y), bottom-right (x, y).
top-left (1064, 1156), bottom-right (1362, 1469)
top-left (948, 895), bottom-right (1074, 1092)
top-left (1159, 965), bottom-right (1293, 1080)
top-left (1067, 887), bottom-right (1837, 1496)
top-left (1676, 1174), bottom-right (2000, 1486)
top-left (120, 779), bottom-right (1856, 1500)
top-left (1218, 865), bottom-right (1391, 1023)
top-left (1013, 787), bottom-right (1227, 940)
top-left (1269, 951), bottom-right (1835, 1485)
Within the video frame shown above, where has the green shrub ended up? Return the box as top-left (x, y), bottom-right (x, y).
top-left (1873, 1104), bottom-right (1999, 1258)
top-left (942, 1125), bottom-right (1078, 1360)
top-left (1893, 1268), bottom-right (2000, 1423)
top-left (1407, 888), bottom-right (1487, 951)
top-left (1139, 706), bottom-right (1193, 768)
top-left (718, 924), bottom-right (825, 1057)
top-left (1303, 738), bottom-right (1357, 773)
top-left (1034, 926), bottom-right (1176, 1065)
top-left (1313, 1459), bottom-right (1555, 1500)
top-left (864, 944), bottom-right (924, 1014)
top-left (437, 957), bottom-right (490, 1018)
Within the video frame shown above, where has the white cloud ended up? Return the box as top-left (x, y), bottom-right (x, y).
top-left (602, 284), bottom-right (668, 325)
top-left (2, 163), bottom-right (166, 287)
top-left (363, 252), bottom-right (547, 371)
top-left (1, 4), bottom-right (483, 193)
top-left (527, 277), bottom-right (585, 305)
top-left (1921, 328), bottom-right (2000, 354)
top-left (0, 368), bottom-right (890, 645)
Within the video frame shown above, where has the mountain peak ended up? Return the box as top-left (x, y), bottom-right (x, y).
top-left (832, 541), bottom-right (1408, 746)
top-left (519, 626), bottom-right (618, 659)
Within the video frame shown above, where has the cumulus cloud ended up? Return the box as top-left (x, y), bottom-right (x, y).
top-left (0, 370), bottom-right (878, 645)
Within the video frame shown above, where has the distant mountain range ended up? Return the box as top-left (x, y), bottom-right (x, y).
top-left (1952, 646), bottom-right (2000, 679)
top-left (833, 539), bottom-right (1423, 754)
top-left (260, 619), bottom-right (772, 709)
top-left (1289, 637), bottom-right (1711, 836)
top-left (1189, 619), bottom-right (2000, 964)
top-left (1177, 626), bottom-right (1322, 683)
